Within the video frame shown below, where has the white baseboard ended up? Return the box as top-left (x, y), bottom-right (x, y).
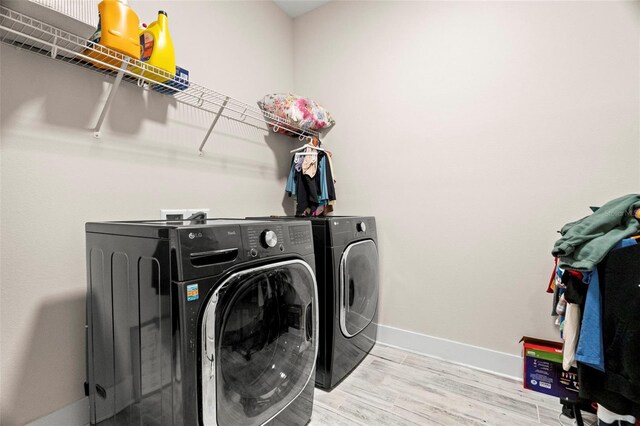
top-left (377, 324), bottom-right (522, 381)
top-left (28, 326), bottom-right (522, 424)
top-left (27, 397), bottom-right (89, 426)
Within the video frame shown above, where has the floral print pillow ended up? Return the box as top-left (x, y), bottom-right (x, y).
top-left (258, 93), bottom-right (335, 136)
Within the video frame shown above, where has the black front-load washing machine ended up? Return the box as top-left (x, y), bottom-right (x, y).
top-left (85, 219), bottom-right (318, 425)
top-left (250, 216), bottom-right (379, 390)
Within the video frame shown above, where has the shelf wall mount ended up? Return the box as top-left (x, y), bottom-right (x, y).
top-left (93, 58), bottom-right (129, 139)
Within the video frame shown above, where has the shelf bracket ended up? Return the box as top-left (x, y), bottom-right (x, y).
top-left (93, 57), bottom-right (130, 139)
top-left (198, 96), bottom-right (229, 156)
top-left (51, 34), bottom-right (58, 59)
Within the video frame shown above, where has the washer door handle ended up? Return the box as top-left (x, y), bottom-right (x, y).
top-left (305, 303), bottom-right (313, 341)
top-left (95, 384), bottom-right (107, 399)
top-left (349, 279), bottom-right (355, 307)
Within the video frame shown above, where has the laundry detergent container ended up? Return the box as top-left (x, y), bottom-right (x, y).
top-left (129, 10), bottom-right (176, 83)
top-left (84, 0), bottom-right (140, 69)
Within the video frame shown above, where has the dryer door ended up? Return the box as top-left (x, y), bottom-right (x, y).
top-left (201, 260), bottom-right (318, 426)
top-left (340, 240), bottom-right (379, 338)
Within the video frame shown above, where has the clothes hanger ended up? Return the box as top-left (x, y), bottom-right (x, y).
top-left (290, 136), bottom-right (325, 153)
top-left (290, 144), bottom-right (313, 153)
top-left (293, 139), bottom-right (319, 158)
top-left (293, 151), bottom-right (318, 158)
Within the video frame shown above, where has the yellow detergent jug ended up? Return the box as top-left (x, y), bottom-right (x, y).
top-left (130, 10), bottom-right (176, 83)
top-left (84, 0), bottom-right (140, 69)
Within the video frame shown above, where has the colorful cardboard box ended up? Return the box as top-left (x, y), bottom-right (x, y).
top-left (520, 336), bottom-right (580, 400)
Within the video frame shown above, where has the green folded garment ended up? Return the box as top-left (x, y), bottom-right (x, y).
top-left (552, 194), bottom-right (640, 271)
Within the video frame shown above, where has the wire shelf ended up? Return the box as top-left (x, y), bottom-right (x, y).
top-left (0, 5), bottom-right (319, 153)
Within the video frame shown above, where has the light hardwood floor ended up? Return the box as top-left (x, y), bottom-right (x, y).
top-left (309, 344), bottom-right (596, 426)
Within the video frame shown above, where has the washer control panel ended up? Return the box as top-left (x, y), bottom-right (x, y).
top-left (245, 225), bottom-right (285, 257)
top-left (243, 221), bottom-right (313, 258)
top-left (288, 224), bottom-right (312, 245)
top-left (330, 217), bottom-right (377, 244)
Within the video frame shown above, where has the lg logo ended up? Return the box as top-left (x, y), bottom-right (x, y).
top-left (188, 232), bottom-right (203, 239)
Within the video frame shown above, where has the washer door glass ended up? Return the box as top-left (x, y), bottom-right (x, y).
top-left (340, 240), bottom-right (379, 338)
top-left (201, 260), bottom-right (317, 426)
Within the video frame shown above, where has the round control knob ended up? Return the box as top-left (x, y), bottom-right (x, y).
top-left (357, 222), bottom-right (367, 233)
top-left (261, 230), bottom-right (278, 248)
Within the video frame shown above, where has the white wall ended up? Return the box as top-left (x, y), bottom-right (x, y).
top-left (0, 1), bottom-right (295, 423)
top-left (294, 1), bottom-right (640, 354)
top-left (2, 1), bottom-right (640, 424)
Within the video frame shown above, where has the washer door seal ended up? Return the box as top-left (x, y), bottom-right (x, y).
top-left (339, 240), bottom-right (379, 338)
top-left (201, 259), bottom-right (318, 426)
